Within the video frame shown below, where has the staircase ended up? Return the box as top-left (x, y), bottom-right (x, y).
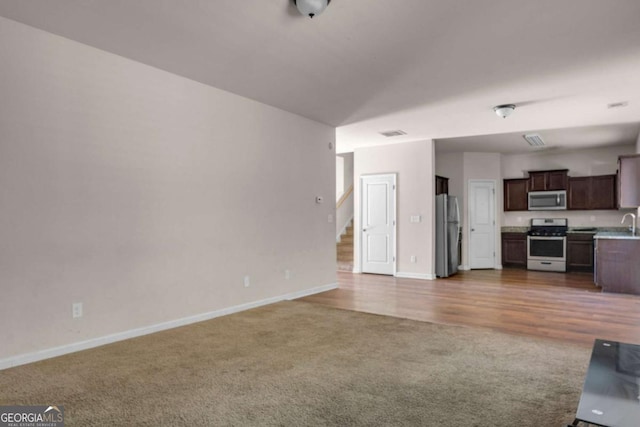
top-left (337, 223), bottom-right (354, 272)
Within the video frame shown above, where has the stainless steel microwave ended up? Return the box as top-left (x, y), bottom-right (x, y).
top-left (528, 190), bottom-right (567, 210)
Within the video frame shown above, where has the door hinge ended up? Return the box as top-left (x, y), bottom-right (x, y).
top-left (393, 220), bottom-right (396, 226)
top-left (393, 185), bottom-right (396, 190)
top-left (393, 256), bottom-right (396, 262)
top-left (493, 188), bottom-right (495, 194)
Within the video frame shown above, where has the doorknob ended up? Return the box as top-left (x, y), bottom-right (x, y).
top-left (362, 228), bottom-right (368, 232)
top-left (471, 228), bottom-right (475, 232)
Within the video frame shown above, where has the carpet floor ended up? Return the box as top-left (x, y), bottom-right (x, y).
top-left (0, 301), bottom-right (590, 426)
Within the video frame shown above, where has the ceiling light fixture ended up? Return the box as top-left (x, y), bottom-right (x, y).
top-left (493, 104), bottom-right (516, 119)
top-left (293, 0), bottom-right (331, 18)
top-left (607, 101), bottom-right (629, 109)
top-left (380, 130), bottom-right (407, 137)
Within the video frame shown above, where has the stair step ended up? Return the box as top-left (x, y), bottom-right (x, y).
top-left (337, 222), bottom-right (355, 266)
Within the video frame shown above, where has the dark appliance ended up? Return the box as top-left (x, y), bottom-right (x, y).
top-left (435, 194), bottom-right (460, 277)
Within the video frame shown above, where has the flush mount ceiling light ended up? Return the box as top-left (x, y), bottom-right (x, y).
top-left (607, 101), bottom-right (629, 109)
top-left (379, 130), bottom-right (407, 137)
top-left (493, 104), bottom-right (516, 119)
top-left (294, 0), bottom-right (331, 18)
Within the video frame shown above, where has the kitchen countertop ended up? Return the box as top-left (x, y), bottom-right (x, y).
top-left (500, 226), bottom-right (633, 234)
top-left (594, 231), bottom-right (640, 240)
top-left (501, 227), bottom-right (528, 233)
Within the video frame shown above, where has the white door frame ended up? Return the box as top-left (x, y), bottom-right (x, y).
top-left (467, 179), bottom-right (497, 269)
top-left (359, 173), bottom-right (397, 275)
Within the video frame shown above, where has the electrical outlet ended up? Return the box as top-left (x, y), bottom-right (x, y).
top-left (410, 255), bottom-right (417, 263)
top-left (72, 302), bottom-right (83, 319)
top-left (243, 276), bottom-right (250, 288)
top-left (285, 269), bottom-right (291, 280)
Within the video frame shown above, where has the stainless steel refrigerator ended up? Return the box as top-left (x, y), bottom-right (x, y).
top-left (435, 194), bottom-right (460, 277)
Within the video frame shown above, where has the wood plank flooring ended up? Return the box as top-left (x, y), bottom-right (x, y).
top-left (299, 269), bottom-right (640, 347)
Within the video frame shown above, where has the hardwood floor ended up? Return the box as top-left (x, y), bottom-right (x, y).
top-left (299, 269), bottom-right (640, 347)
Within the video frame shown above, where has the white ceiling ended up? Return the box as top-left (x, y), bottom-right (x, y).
top-left (436, 123), bottom-right (640, 154)
top-left (1, 0), bottom-right (639, 153)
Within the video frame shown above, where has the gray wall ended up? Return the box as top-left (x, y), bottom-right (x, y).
top-left (354, 140), bottom-right (435, 279)
top-left (0, 17), bottom-right (336, 363)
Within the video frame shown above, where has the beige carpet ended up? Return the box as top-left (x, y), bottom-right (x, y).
top-left (0, 301), bottom-right (590, 426)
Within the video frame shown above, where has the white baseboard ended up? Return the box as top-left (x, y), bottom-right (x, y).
top-left (284, 283), bottom-right (338, 300)
top-left (352, 267), bottom-right (361, 274)
top-left (395, 272), bottom-right (436, 280)
top-left (495, 264), bottom-right (503, 270)
top-left (459, 265), bottom-right (471, 271)
top-left (0, 282), bottom-right (338, 371)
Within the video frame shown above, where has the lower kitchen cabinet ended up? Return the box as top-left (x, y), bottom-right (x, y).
top-left (566, 233), bottom-right (595, 271)
top-left (503, 232), bottom-right (597, 272)
top-left (595, 238), bottom-right (640, 295)
top-left (501, 233), bottom-right (527, 267)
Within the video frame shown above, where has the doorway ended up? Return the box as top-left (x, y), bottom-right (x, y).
top-left (468, 180), bottom-right (496, 269)
top-left (360, 174), bottom-right (396, 275)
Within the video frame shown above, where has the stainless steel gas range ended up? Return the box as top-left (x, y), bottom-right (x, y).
top-left (527, 218), bottom-right (568, 272)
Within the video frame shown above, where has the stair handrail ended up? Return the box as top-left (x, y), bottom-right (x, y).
top-left (336, 184), bottom-right (354, 209)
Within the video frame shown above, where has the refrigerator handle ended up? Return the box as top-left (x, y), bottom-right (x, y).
top-left (455, 198), bottom-right (461, 267)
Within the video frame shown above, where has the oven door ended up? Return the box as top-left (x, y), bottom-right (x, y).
top-left (527, 235), bottom-right (567, 272)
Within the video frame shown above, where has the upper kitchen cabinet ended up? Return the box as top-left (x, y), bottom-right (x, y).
top-left (568, 175), bottom-right (617, 210)
top-left (504, 178), bottom-right (529, 211)
top-left (435, 175), bottom-right (449, 195)
top-left (591, 175), bottom-right (617, 209)
top-left (618, 154), bottom-right (640, 208)
top-left (528, 170), bottom-right (568, 191)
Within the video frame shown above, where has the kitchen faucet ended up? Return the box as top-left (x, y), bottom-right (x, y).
top-left (621, 213), bottom-right (636, 236)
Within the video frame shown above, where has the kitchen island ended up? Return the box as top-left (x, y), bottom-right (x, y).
top-left (594, 232), bottom-right (640, 295)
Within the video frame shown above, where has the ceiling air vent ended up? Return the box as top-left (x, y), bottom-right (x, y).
top-left (607, 101), bottom-right (629, 109)
top-left (523, 133), bottom-right (545, 147)
top-left (380, 130), bottom-right (407, 137)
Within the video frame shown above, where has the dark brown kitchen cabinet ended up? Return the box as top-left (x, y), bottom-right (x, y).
top-left (618, 154), bottom-right (640, 208)
top-left (568, 177), bottom-right (590, 210)
top-left (595, 238), bottom-right (640, 295)
top-left (567, 233), bottom-right (595, 271)
top-left (435, 175), bottom-right (449, 195)
top-left (568, 175), bottom-right (616, 210)
top-left (501, 232), bottom-right (527, 268)
top-left (590, 175), bottom-right (617, 209)
top-left (528, 170), bottom-right (568, 191)
top-left (504, 179), bottom-right (529, 211)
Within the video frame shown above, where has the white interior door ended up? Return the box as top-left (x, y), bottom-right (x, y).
top-left (361, 174), bottom-right (396, 275)
top-left (468, 180), bottom-right (496, 269)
